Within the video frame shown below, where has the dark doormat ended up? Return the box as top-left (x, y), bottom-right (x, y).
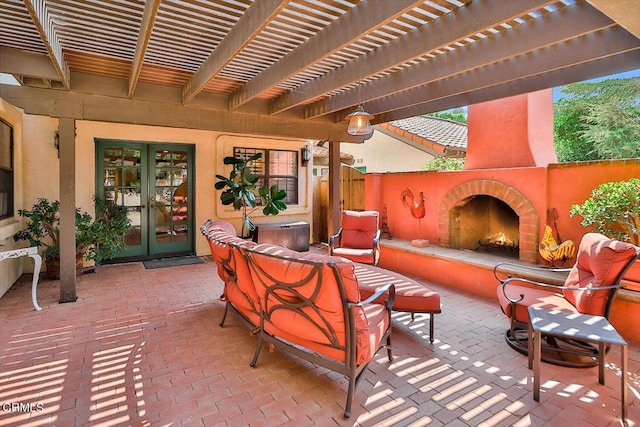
top-left (143, 256), bottom-right (204, 269)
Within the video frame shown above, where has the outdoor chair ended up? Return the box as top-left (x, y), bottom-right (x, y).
top-left (329, 210), bottom-right (381, 266)
top-left (495, 232), bottom-right (640, 367)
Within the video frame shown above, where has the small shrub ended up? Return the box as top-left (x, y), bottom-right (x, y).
top-left (569, 178), bottom-right (640, 245)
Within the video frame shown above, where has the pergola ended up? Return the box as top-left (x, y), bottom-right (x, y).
top-left (1, 0), bottom-right (639, 298)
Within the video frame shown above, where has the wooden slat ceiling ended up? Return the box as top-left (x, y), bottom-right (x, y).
top-left (0, 0), bottom-right (639, 138)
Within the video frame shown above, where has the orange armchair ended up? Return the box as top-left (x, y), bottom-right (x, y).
top-left (495, 232), bottom-right (639, 367)
top-left (329, 210), bottom-right (381, 266)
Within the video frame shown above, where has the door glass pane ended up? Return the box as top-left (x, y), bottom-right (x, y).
top-left (154, 149), bottom-right (189, 244)
top-left (102, 146), bottom-right (143, 249)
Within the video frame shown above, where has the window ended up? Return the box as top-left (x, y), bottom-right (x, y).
top-left (234, 147), bottom-right (298, 204)
top-left (0, 119), bottom-right (13, 220)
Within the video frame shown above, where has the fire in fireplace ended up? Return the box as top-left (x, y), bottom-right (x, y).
top-left (450, 195), bottom-right (520, 256)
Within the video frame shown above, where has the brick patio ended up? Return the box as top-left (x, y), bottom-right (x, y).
top-left (0, 254), bottom-right (638, 426)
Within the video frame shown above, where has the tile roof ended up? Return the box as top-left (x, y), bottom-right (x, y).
top-left (378, 116), bottom-right (467, 156)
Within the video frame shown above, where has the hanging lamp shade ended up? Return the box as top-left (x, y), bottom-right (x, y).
top-left (345, 105), bottom-right (374, 136)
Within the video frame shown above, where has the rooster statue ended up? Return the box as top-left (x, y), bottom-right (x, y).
top-left (401, 187), bottom-right (429, 247)
top-left (539, 209), bottom-right (577, 266)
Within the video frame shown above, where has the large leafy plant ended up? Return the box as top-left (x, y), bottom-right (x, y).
top-left (215, 152), bottom-right (287, 237)
top-left (570, 178), bottom-right (640, 245)
top-left (14, 197), bottom-right (132, 263)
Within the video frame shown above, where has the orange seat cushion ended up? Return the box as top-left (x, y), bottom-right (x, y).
top-left (355, 264), bottom-right (440, 312)
top-left (497, 284), bottom-right (577, 324)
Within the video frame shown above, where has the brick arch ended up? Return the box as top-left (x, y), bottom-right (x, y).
top-left (438, 179), bottom-right (539, 263)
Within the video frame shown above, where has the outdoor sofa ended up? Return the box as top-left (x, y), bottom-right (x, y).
top-left (201, 219), bottom-right (441, 417)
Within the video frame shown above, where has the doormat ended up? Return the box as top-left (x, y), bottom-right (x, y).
top-left (143, 256), bottom-right (204, 269)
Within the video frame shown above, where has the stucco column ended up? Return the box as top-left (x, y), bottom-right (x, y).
top-left (328, 140), bottom-right (341, 236)
top-left (465, 89), bottom-right (557, 169)
top-left (59, 117), bottom-right (77, 303)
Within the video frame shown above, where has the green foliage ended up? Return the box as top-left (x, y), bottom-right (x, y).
top-left (423, 156), bottom-right (465, 171)
top-left (13, 198), bottom-right (61, 260)
top-left (427, 108), bottom-right (468, 124)
top-left (554, 78), bottom-right (640, 161)
top-left (569, 178), bottom-right (640, 245)
top-left (215, 152), bottom-right (288, 236)
top-left (14, 197), bottom-right (131, 263)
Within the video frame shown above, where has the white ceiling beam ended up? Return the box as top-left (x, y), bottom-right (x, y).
top-left (23, 0), bottom-right (70, 90)
top-left (128, 0), bottom-right (161, 98)
top-left (305, 1), bottom-right (616, 119)
top-left (181, 0), bottom-right (289, 105)
top-left (228, 0), bottom-right (428, 110)
top-left (366, 27), bottom-right (640, 121)
top-left (271, 0), bottom-right (554, 115)
top-left (586, 0), bottom-right (640, 38)
top-left (377, 50), bottom-right (640, 123)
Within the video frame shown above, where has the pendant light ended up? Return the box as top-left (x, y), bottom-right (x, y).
top-left (345, 82), bottom-right (374, 136)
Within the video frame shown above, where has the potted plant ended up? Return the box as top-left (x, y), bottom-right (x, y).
top-left (569, 178), bottom-right (640, 245)
top-left (13, 197), bottom-right (131, 279)
top-left (215, 152), bottom-right (287, 237)
top-left (570, 178), bottom-right (640, 291)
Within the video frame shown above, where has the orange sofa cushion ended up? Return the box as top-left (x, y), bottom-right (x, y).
top-left (355, 264), bottom-right (440, 312)
top-left (203, 222), bottom-right (261, 325)
top-left (250, 243), bottom-right (376, 364)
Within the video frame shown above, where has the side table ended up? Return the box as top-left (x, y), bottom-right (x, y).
top-left (528, 306), bottom-right (628, 422)
top-left (0, 247), bottom-right (43, 311)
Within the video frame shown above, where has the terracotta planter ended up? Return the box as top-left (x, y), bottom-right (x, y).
top-left (45, 256), bottom-right (85, 280)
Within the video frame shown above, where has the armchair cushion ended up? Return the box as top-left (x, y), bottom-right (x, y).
top-left (498, 285), bottom-right (576, 323)
top-left (340, 210), bottom-right (379, 249)
top-left (563, 233), bottom-right (638, 315)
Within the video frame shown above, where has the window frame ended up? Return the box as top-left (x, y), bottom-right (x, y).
top-left (0, 119), bottom-right (14, 221)
top-left (233, 147), bottom-right (299, 205)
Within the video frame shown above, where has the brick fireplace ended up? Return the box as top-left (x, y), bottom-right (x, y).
top-left (439, 179), bottom-right (539, 263)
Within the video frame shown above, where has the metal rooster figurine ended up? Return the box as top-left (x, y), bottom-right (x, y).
top-left (401, 187), bottom-right (429, 247)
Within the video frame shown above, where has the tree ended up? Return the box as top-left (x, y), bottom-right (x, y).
top-left (553, 78), bottom-right (640, 161)
top-left (427, 108), bottom-right (467, 124)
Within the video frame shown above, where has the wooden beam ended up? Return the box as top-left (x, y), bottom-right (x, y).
top-left (0, 82), bottom-right (365, 143)
top-left (328, 141), bottom-right (341, 237)
top-left (587, 0), bottom-right (640, 38)
top-left (363, 26), bottom-right (639, 119)
top-left (0, 47), bottom-right (60, 80)
top-left (23, 0), bottom-right (70, 90)
top-left (58, 117), bottom-right (76, 303)
top-left (229, 0), bottom-right (428, 110)
top-left (306, 1), bottom-right (615, 119)
top-left (375, 50), bottom-right (640, 123)
top-left (271, 0), bottom-right (554, 116)
top-left (181, 0), bottom-right (289, 105)
top-left (129, 0), bottom-right (161, 98)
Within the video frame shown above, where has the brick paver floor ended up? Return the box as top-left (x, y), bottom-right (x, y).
top-left (0, 255), bottom-right (638, 426)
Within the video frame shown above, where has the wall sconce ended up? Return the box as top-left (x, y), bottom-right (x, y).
top-left (344, 82), bottom-right (374, 136)
top-left (301, 145), bottom-right (312, 166)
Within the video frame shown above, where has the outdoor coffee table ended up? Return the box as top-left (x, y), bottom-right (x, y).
top-left (527, 306), bottom-right (628, 422)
